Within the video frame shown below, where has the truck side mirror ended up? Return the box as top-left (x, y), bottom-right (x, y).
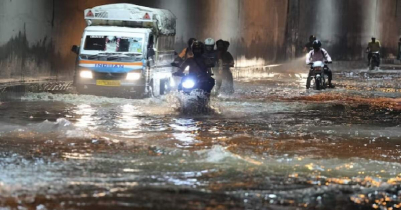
top-left (147, 48), bottom-right (155, 58)
top-left (71, 45), bottom-right (79, 54)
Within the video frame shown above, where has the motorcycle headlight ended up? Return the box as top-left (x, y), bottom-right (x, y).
top-left (182, 79), bottom-right (195, 89)
top-left (80, 70), bottom-right (93, 79)
top-left (126, 73), bottom-right (141, 80)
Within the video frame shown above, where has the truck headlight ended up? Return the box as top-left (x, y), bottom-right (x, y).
top-left (80, 70), bottom-right (93, 79)
top-left (126, 73), bottom-right (141, 80)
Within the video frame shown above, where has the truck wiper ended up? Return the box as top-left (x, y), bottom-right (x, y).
top-left (90, 55), bottom-right (103, 58)
top-left (107, 56), bottom-right (121, 61)
top-left (99, 53), bottom-right (119, 56)
top-left (83, 54), bottom-right (108, 60)
top-left (125, 53), bottom-right (143, 56)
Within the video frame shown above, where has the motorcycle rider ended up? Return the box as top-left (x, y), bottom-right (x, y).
top-left (303, 35), bottom-right (317, 53)
top-left (367, 37), bottom-right (381, 67)
top-left (173, 41), bottom-right (215, 94)
top-left (306, 40), bottom-right (334, 88)
top-left (172, 38), bottom-right (196, 67)
top-left (302, 35), bottom-right (317, 73)
top-left (203, 38), bottom-right (218, 75)
top-left (215, 40), bottom-right (235, 94)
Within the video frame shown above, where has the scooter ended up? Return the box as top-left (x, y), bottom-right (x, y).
top-left (174, 71), bottom-right (214, 113)
top-left (307, 61), bottom-right (331, 90)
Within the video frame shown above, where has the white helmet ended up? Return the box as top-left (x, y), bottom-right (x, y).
top-left (205, 38), bottom-right (215, 46)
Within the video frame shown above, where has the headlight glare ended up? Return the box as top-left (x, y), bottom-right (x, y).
top-left (126, 73), bottom-right (141, 80)
top-left (80, 70), bottom-right (93, 79)
top-left (182, 79), bottom-right (195, 89)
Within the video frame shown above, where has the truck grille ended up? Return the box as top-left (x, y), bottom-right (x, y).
top-left (93, 72), bottom-right (127, 80)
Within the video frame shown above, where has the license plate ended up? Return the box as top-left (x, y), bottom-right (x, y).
top-left (96, 80), bottom-right (121, 86)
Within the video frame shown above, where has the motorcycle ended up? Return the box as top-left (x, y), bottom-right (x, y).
top-left (369, 51), bottom-right (380, 70)
top-left (307, 61), bottom-right (331, 90)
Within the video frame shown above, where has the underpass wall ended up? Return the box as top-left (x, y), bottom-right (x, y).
top-left (0, 0), bottom-right (54, 81)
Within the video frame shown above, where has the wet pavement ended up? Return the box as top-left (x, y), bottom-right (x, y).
top-left (0, 68), bottom-right (401, 210)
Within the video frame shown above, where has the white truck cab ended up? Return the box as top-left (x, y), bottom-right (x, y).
top-left (72, 4), bottom-right (176, 98)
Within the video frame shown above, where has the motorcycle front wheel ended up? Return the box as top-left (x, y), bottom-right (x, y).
top-left (315, 77), bottom-right (321, 90)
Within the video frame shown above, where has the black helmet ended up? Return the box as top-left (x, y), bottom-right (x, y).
top-left (216, 39), bottom-right (225, 51)
top-left (312, 40), bottom-right (322, 50)
top-left (224, 41), bottom-right (230, 50)
top-left (191, 41), bottom-right (204, 56)
top-left (188, 38), bottom-right (197, 48)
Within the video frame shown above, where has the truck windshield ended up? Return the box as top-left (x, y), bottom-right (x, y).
top-left (84, 35), bottom-right (143, 53)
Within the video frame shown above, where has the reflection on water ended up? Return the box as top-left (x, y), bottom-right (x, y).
top-left (75, 104), bottom-right (97, 128)
top-left (0, 71), bottom-right (401, 209)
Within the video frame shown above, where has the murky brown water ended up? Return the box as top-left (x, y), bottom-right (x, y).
top-left (0, 70), bottom-right (401, 210)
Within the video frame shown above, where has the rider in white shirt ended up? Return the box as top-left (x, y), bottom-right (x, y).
top-left (306, 40), bottom-right (334, 88)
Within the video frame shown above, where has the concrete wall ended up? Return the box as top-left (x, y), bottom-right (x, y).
top-left (0, 0), bottom-right (53, 80)
top-left (0, 0), bottom-right (400, 80)
top-left (293, 0), bottom-right (401, 60)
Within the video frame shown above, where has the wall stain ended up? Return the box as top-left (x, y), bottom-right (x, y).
top-left (0, 26), bottom-right (60, 80)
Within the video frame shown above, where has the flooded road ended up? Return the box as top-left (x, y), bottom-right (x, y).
top-left (0, 69), bottom-right (401, 210)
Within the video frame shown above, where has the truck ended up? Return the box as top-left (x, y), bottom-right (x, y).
top-left (71, 4), bottom-right (177, 98)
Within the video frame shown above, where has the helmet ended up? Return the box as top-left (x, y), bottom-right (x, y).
top-left (216, 39), bottom-right (225, 51)
top-left (309, 35), bottom-right (316, 42)
top-left (191, 41), bottom-right (204, 56)
top-left (188, 38), bottom-right (197, 48)
top-left (224, 41), bottom-right (230, 50)
top-left (205, 38), bottom-right (215, 52)
top-left (312, 40), bottom-right (322, 50)
top-left (205, 38), bottom-right (215, 46)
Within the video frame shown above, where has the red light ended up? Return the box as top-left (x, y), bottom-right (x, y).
top-left (314, 67), bottom-right (322, 71)
top-left (143, 13), bottom-right (151, 20)
top-left (86, 10), bottom-right (94, 17)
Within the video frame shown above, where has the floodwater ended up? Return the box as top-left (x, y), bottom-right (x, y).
top-left (0, 69), bottom-right (401, 210)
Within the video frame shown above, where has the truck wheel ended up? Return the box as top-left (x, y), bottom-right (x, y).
top-left (160, 78), bottom-right (170, 95)
top-left (145, 80), bottom-right (155, 98)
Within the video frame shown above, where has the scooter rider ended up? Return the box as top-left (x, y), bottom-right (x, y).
top-left (367, 37), bottom-right (381, 67)
top-left (173, 41), bottom-right (215, 94)
top-left (172, 38), bottom-right (196, 67)
top-left (203, 38), bottom-right (218, 75)
top-left (306, 40), bottom-right (334, 88)
top-left (215, 40), bottom-right (235, 94)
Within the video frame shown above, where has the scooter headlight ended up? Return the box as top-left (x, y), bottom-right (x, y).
top-left (182, 79), bottom-right (195, 89)
top-left (80, 70), bottom-right (93, 79)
